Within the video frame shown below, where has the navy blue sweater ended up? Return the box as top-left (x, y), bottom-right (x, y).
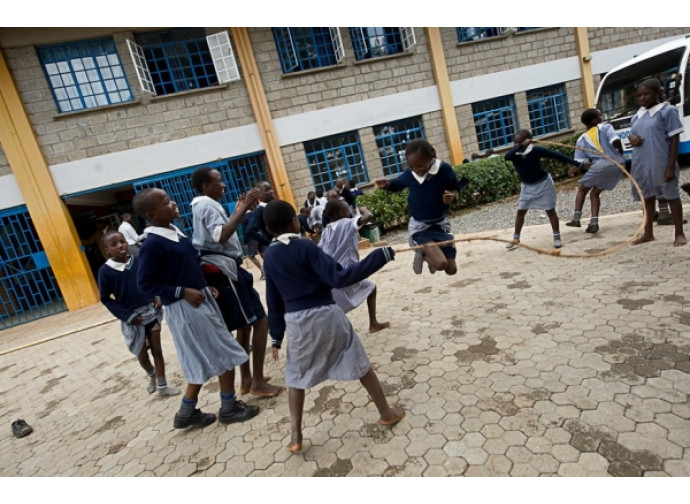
top-left (136, 232), bottom-right (207, 306)
top-left (383, 162), bottom-right (469, 223)
top-left (505, 145), bottom-right (582, 184)
top-left (98, 257), bottom-right (155, 324)
top-left (264, 237), bottom-right (394, 348)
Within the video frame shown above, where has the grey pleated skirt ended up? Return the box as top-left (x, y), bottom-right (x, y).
top-left (518, 174), bottom-right (557, 210)
top-left (579, 159), bottom-right (623, 191)
top-left (284, 304), bottom-right (371, 389)
top-left (164, 287), bottom-right (248, 384)
top-left (332, 279), bottom-right (375, 313)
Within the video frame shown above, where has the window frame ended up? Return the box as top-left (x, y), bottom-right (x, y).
top-left (349, 27), bottom-right (416, 61)
top-left (304, 131), bottom-right (368, 195)
top-left (272, 27), bottom-right (344, 74)
top-left (526, 84), bottom-right (571, 137)
top-left (472, 95), bottom-right (519, 151)
top-left (373, 116), bottom-right (426, 177)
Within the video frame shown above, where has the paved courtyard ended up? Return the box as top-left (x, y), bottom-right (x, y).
top-left (1, 209), bottom-right (690, 477)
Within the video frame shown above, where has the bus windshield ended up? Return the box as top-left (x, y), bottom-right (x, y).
top-left (597, 47), bottom-right (686, 121)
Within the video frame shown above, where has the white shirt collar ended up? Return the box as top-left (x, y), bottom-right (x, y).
top-left (191, 195), bottom-right (227, 217)
top-left (411, 158), bottom-right (442, 184)
top-left (636, 102), bottom-right (666, 118)
top-left (144, 225), bottom-right (187, 242)
top-left (105, 256), bottom-right (133, 272)
top-left (517, 144), bottom-right (534, 157)
top-left (276, 233), bottom-right (301, 244)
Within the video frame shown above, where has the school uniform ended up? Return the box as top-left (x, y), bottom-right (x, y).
top-left (98, 256), bottom-right (161, 355)
top-left (575, 124), bottom-right (625, 191)
top-left (505, 144), bottom-right (583, 210)
top-left (629, 102), bottom-right (685, 201)
top-left (137, 225), bottom-right (248, 384)
top-left (264, 235), bottom-right (394, 389)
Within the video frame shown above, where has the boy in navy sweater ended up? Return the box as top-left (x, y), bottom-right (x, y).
top-left (375, 139), bottom-right (469, 275)
top-left (263, 200), bottom-right (404, 454)
top-left (98, 230), bottom-right (179, 397)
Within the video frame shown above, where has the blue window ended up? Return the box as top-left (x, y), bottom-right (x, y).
top-left (37, 38), bottom-right (133, 113)
top-left (472, 96), bottom-right (519, 150)
top-left (456, 28), bottom-right (505, 42)
top-left (373, 116), bottom-right (426, 177)
top-left (132, 153), bottom-right (268, 236)
top-left (527, 84), bottom-right (570, 137)
top-left (304, 132), bottom-right (368, 195)
top-left (349, 28), bottom-right (416, 61)
top-left (272, 28), bottom-right (344, 74)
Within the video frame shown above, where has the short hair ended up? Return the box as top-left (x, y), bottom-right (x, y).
top-left (120, 212), bottom-right (131, 220)
top-left (324, 199), bottom-right (347, 221)
top-left (102, 230), bottom-right (124, 247)
top-left (515, 129), bottom-right (533, 140)
top-left (580, 108), bottom-right (601, 127)
top-left (263, 200), bottom-right (295, 236)
top-left (315, 189), bottom-right (324, 198)
top-left (639, 78), bottom-right (661, 92)
top-left (191, 167), bottom-right (215, 194)
top-left (405, 138), bottom-right (435, 159)
top-left (132, 188), bottom-right (158, 219)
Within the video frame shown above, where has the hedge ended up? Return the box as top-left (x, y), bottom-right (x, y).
top-left (357, 132), bottom-right (582, 232)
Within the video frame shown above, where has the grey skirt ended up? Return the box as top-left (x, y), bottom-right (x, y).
top-left (579, 159), bottom-right (623, 191)
top-left (284, 304), bottom-right (371, 389)
top-left (121, 303), bottom-right (161, 356)
top-left (164, 287), bottom-right (248, 384)
top-left (518, 174), bottom-right (556, 210)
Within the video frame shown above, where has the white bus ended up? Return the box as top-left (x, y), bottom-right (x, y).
top-left (595, 35), bottom-right (690, 165)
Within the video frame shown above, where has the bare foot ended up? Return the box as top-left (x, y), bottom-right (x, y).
top-left (379, 405), bottom-right (405, 427)
top-left (287, 433), bottom-right (303, 453)
top-left (632, 234), bottom-right (655, 245)
top-left (369, 321), bottom-right (391, 334)
top-left (239, 378), bottom-right (252, 395)
top-left (674, 234), bottom-right (687, 247)
top-left (250, 381), bottom-right (284, 397)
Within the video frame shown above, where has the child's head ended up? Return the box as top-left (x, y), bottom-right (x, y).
top-left (299, 206), bottom-right (311, 217)
top-left (103, 231), bottom-right (129, 262)
top-left (326, 189), bottom-right (340, 201)
top-left (120, 212), bottom-right (133, 223)
top-left (307, 191), bottom-right (316, 201)
top-left (315, 189), bottom-right (324, 199)
top-left (514, 129), bottom-right (533, 144)
top-left (191, 167), bottom-right (225, 199)
top-left (324, 199), bottom-right (350, 222)
top-left (637, 78), bottom-right (662, 108)
top-left (405, 139), bottom-right (436, 177)
top-left (255, 181), bottom-right (275, 203)
top-left (580, 108), bottom-right (602, 128)
top-left (132, 188), bottom-right (179, 227)
top-left (335, 179), bottom-right (345, 190)
top-left (263, 200), bottom-right (299, 237)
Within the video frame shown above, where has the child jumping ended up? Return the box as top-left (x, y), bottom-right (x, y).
top-left (628, 78), bottom-right (686, 247)
top-left (375, 139), bottom-right (469, 275)
top-left (504, 129), bottom-right (588, 250)
top-left (133, 188), bottom-right (260, 429)
top-left (262, 200), bottom-right (404, 453)
top-left (565, 108), bottom-right (625, 233)
top-left (98, 231), bottom-right (180, 397)
top-left (319, 199), bottom-right (390, 333)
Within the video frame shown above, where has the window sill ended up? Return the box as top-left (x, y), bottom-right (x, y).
top-left (150, 83), bottom-right (230, 102)
top-left (352, 51), bottom-right (413, 66)
top-left (51, 98), bottom-right (142, 120)
top-left (280, 63), bottom-right (347, 79)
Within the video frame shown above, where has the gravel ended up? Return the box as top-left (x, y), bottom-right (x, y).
top-left (380, 168), bottom-right (690, 245)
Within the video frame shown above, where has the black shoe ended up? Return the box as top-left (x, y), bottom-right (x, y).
top-left (585, 223), bottom-right (599, 233)
top-left (565, 220), bottom-right (581, 228)
top-left (219, 400), bottom-right (260, 424)
top-left (11, 419), bottom-right (33, 439)
top-left (173, 409), bottom-right (217, 429)
top-left (681, 182), bottom-right (690, 197)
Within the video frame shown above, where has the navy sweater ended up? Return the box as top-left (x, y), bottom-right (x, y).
top-left (264, 237), bottom-right (394, 348)
top-left (98, 257), bottom-right (154, 324)
top-left (505, 145), bottom-right (582, 184)
top-left (136, 232), bottom-right (207, 306)
top-left (383, 162), bottom-right (469, 223)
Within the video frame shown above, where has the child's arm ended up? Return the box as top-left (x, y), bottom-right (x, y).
top-left (375, 173), bottom-right (407, 192)
top-left (98, 268), bottom-right (140, 324)
top-left (265, 276), bottom-right (286, 357)
top-left (535, 146), bottom-right (587, 170)
top-left (308, 240), bottom-right (395, 289)
top-left (665, 134), bottom-right (680, 181)
top-left (217, 188), bottom-right (261, 243)
top-left (356, 206), bottom-right (375, 227)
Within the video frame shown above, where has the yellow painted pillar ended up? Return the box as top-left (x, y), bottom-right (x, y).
top-left (231, 27), bottom-right (296, 208)
top-left (574, 27), bottom-right (596, 109)
top-left (425, 27), bottom-right (465, 165)
top-left (0, 49), bottom-right (99, 310)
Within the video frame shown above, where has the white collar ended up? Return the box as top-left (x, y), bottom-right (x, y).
top-left (144, 225), bottom-right (187, 242)
top-left (105, 256), bottom-right (133, 272)
top-left (517, 144), bottom-right (534, 157)
top-left (636, 102), bottom-right (666, 119)
top-left (411, 158), bottom-right (442, 184)
top-left (276, 233), bottom-right (301, 244)
top-left (258, 201), bottom-right (268, 207)
top-left (191, 195), bottom-right (227, 217)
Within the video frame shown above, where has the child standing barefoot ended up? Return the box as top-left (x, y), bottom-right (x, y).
top-left (262, 200), bottom-right (404, 453)
top-left (133, 188), bottom-right (260, 429)
top-left (628, 78), bottom-right (687, 247)
top-left (319, 200), bottom-right (390, 333)
top-left (98, 231), bottom-right (179, 397)
top-left (505, 129), bottom-right (587, 250)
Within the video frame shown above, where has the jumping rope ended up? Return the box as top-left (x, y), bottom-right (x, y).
top-left (390, 140), bottom-right (647, 259)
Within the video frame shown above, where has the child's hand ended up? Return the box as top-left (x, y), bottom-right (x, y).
top-left (628, 134), bottom-right (644, 147)
top-left (132, 316), bottom-right (143, 325)
top-left (568, 166), bottom-right (579, 177)
top-left (183, 288), bottom-right (206, 307)
top-left (153, 298), bottom-right (163, 310)
top-left (272, 347), bottom-right (280, 362)
top-left (242, 188), bottom-right (262, 208)
top-left (442, 190), bottom-right (455, 205)
top-left (374, 178), bottom-right (388, 189)
top-left (664, 167), bottom-right (676, 182)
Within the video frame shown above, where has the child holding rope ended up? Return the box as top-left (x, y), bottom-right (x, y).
top-left (505, 129), bottom-right (587, 250)
top-left (628, 78), bottom-right (686, 247)
top-left (375, 139), bottom-right (469, 275)
top-left (565, 109), bottom-right (625, 233)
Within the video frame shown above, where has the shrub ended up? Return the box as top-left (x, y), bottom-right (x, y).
top-left (535, 133), bottom-right (581, 181)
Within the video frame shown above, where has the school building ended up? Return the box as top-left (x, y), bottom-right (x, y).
top-left (0, 27), bottom-right (687, 329)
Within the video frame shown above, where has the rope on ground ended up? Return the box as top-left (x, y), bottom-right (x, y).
top-left (391, 140), bottom-right (646, 259)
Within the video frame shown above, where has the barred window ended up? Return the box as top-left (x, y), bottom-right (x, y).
top-left (472, 96), bottom-right (519, 150)
top-left (527, 84), bottom-right (570, 137)
top-left (304, 132), bottom-right (368, 194)
top-left (373, 116), bottom-right (426, 177)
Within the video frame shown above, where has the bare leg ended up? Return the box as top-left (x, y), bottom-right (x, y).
top-left (146, 328), bottom-right (165, 378)
top-left (590, 188), bottom-right (602, 218)
top-left (236, 325), bottom-right (253, 394)
top-left (668, 198), bottom-right (687, 246)
top-left (218, 369), bottom-right (235, 391)
top-left (249, 317), bottom-right (283, 396)
top-left (288, 387), bottom-right (305, 453)
top-left (574, 186), bottom-right (590, 212)
top-left (423, 245), bottom-right (449, 273)
top-left (514, 209), bottom-right (527, 236)
top-left (359, 367), bottom-right (404, 426)
top-left (367, 286), bottom-right (390, 333)
top-left (248, 255), bottom-right (262, 271)
top-left (183, 383), bottom-right (203, 402)
top-left (136, 343), bottom-right (155, 375)
top-left (545, 208), bottom-right (560, 233)
top-left (633, 197), bottom-right (656, 244)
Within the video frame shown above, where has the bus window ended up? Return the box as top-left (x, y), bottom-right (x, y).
top-left (684, 61), bottom-right (690, 116)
